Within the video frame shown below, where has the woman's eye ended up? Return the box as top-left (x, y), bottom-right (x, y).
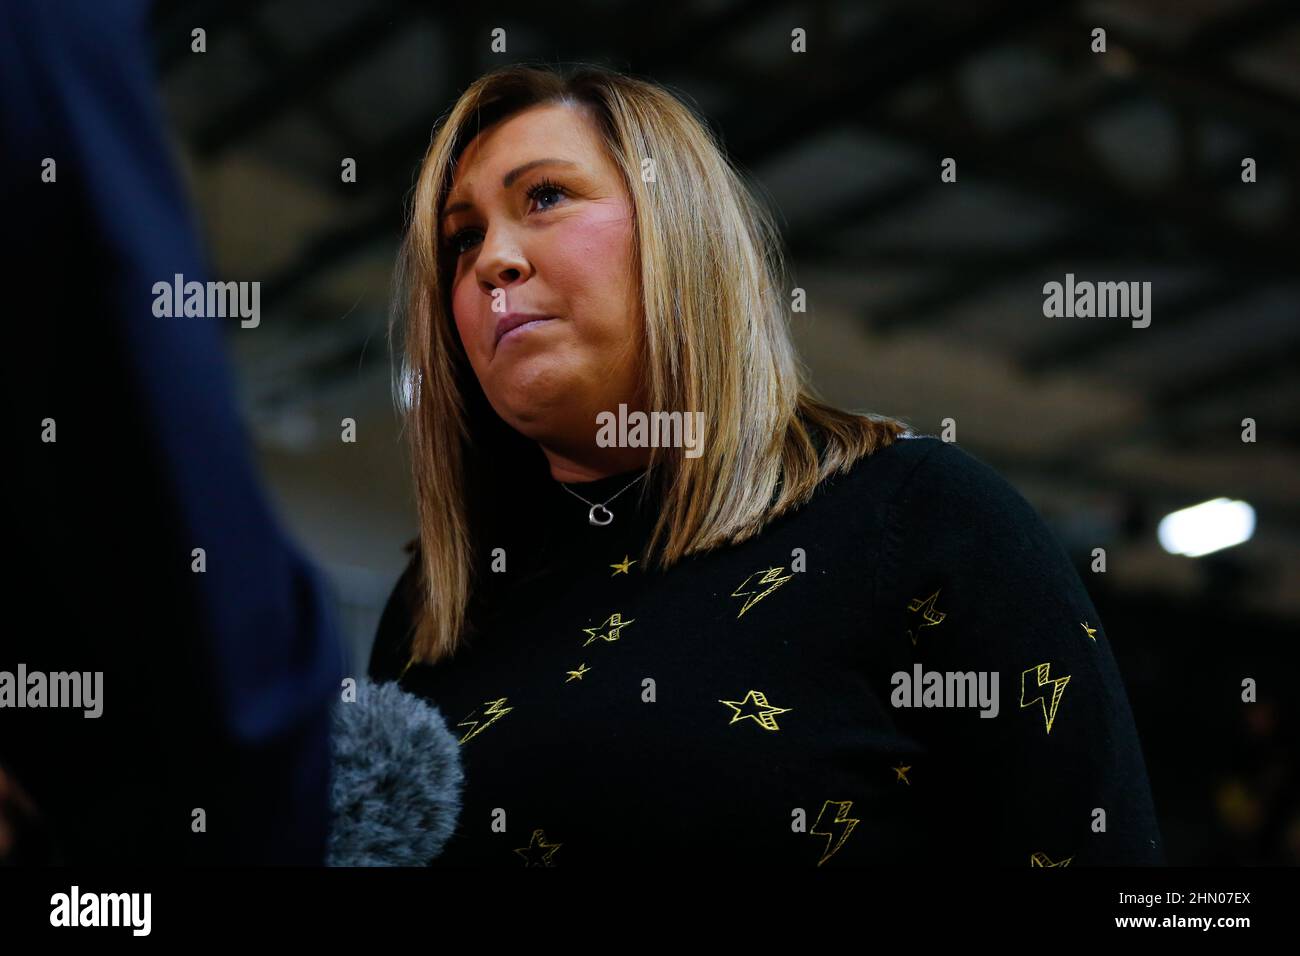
top-left (525, 179), bottom-right (567, 212)
top-left (447, 229), bottom-right (480, 256)
top-left (444, 181), bottom-right (567, 258)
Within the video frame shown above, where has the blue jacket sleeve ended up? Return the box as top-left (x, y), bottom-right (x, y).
top-left (0, 0), bottom-right (344, 863)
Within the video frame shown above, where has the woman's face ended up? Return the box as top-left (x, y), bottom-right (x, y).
top-left (439, 102), bottom-right (644, 465)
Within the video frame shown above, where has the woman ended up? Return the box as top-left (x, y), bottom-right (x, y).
top-left (370, 63), bottom-right (1163, 867)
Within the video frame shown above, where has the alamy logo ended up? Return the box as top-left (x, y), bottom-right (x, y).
top-left (1042, 272), bottom-right (1151, 328)
top-left (595, 403), bottom-right (705, 459)
top-left (50, 886), bottom-right (151, 936)
top-left (0, 664), bottom-right (102, 718)
top-left (890, 664), bottom-right (999, 718)
top-left (152, 273), bottom-right (260, 327)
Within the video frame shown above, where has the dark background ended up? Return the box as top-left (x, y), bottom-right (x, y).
top-left (146, 0), bottom-right (1299, 865)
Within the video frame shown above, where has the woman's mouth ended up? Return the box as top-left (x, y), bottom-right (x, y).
top-left (494, 313), bottom-right (557, 351)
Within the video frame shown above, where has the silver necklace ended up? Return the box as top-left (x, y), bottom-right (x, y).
top-left (560, 471), bottom-right (647, 526)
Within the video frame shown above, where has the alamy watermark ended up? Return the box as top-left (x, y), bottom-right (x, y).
top-left (152, 273), bottom-right (260, 328)
top-left (0, 664), bottom-right (102, 718)
top-left (50, 886), bottom-right (150, 936)
top-left (1042, 272), bottom-right (1151, 328)
top-left (890, 664), bottom-right (999, 718)
top-left (595, 402), bottom-right (705, 458)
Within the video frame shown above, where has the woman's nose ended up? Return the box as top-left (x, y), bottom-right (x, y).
top-left (476, 229), bottom-right (530, 292)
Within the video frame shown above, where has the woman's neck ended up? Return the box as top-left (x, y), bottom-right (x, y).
top-left (540, 444), bottom-right (652, 483)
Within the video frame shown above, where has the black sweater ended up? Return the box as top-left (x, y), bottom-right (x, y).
top-left (368, 434), bottom-right (1164, 866)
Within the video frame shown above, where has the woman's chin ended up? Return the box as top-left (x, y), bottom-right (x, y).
top-left (490, 364), bottom-right (578, 425)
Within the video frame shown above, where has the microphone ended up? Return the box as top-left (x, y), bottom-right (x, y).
top-left (327, 677), bottom-right (464, 866)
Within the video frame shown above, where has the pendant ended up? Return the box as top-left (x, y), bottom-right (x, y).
top-left (589, 504), bottom-right (613, 526)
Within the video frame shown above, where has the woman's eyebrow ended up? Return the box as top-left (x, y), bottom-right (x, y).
top-left (441, 158), bottom-right (579, 219)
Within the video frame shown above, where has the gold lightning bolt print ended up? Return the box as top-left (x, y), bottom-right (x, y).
top-left (893, 764), bottom-right (911, 785)
top-left (582, 612), bottom-right (635, 646)
top-left (905, 588), bottom-right (946, 646)
top-left (811, 800), bottom-right (860, 865)
top-left (456, 697), bottom-right (513, 744)
top-left (1020, 663), bottom-right (1070, 734)
top-left (1080, 621), bottom-right (1097, 642)
top-left (731, 566), bottom-right (793, 618)
top-left (513, 829), bottom-right (563, 866)
top-left (718, 689), bottom-right (792, 731)
top-left (610, 555), bottom-right (636, 575)
top-left (398, 656), bottom-right (415, 680)
top-left (1030, 851), bottom-right (1072, 867)
top-left (565, 663), bottom-right (590, 682)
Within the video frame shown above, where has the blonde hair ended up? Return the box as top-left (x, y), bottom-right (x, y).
top-left (391, 63), bottom-right (910, 668)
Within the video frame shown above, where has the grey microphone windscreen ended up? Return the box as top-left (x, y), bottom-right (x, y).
top-left (327, 677), bottom-right (464, 866)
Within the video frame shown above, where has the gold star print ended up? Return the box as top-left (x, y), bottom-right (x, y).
top-left (582, 612), bottom-right (635, 646)
top-left (1080, 621), bottom-right (1097, 642)
top-left (893, 764), bottom-right (911, 785)
top-left (731, 567), bottom-right (793, 618)
top-left (513, 829), bottom-right (563, 866)
top-left (718, 689), bottom-right (792, 731)
top-left (905, 589), bottom-right (946, 646)
top-left (1020, 663), bottom-right (1070, 734)
top-left (610, 555), bottom-right (636, 575)
top-left (565, 663), bottom-right (590, 682)
top-left (456, 697), bottom-right (513, 744)
top-left (811, 800), bottom-right (859, 866)
top-left (1030, 851), bottom-right (1072, 867)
